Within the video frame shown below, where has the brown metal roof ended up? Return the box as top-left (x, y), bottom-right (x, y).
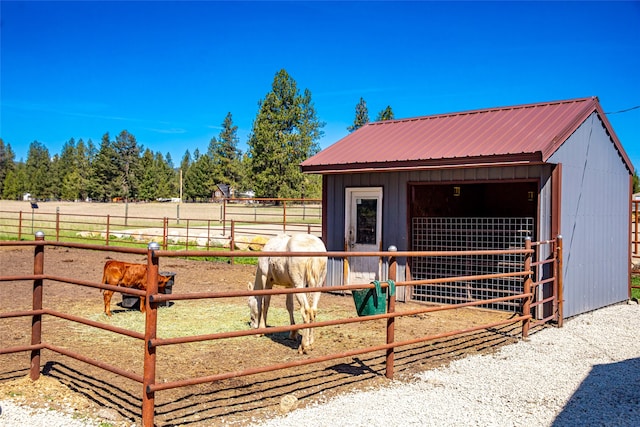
top-left (302, 97), bottom-right (633, 174)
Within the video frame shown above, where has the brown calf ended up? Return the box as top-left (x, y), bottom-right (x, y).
top-left (102, 260), bottom-right (172, 316)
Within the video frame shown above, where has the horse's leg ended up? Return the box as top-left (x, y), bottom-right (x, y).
top-left (306, 290), bottom-right (321, 350)
top-left (254, 271), bottom-right (268, 331)
top-left (262, 290), bottom-right (271, 330)
top-left (294, 293), bottom-right (312, 354)
top-left (286, 293), bottom-right (297, 340)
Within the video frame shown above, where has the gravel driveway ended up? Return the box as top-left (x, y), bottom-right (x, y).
top-left (1, 303), bottom-right (638, 427)
top-left (253, 302), bottom-right (640, 427)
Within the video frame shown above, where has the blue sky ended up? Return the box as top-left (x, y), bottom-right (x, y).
top-left (2, 1), bottom-right (639, 170)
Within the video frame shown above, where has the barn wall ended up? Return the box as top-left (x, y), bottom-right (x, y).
top-left (547, 112), bottom-right (631, 318)
top-left (323, 164), bottom-right (555, 296)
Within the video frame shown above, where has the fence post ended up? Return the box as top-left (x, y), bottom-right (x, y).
top-left (185, 219), bottom-right (190, 251)
top-left (283, 200), bottom-right (287, 233)
top-left (163, 217), bottom-right (168, 250)
top-left (18, 211), bottom-right (23, 240)
top-left (556, 235), bottom-right (564, 327)
top-left (385, 245), bottom-right (397, 379)
top-left (521, 237), bottom-right (532, 338)
top-left (56, 208), bottom-right (60, 241)
top-left (106, 215), bottom-right (110, 246)
top-left (230, 220), bottom-right (235, 265)
top-left (142, 242), bottom-right (160, 427)
top-left (222, 199), bottom-right (227, 236)
top-left (30, 231), bottom-right (45, 380)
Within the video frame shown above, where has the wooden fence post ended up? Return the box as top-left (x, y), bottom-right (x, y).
top-left (142, 242), bottom-right (160, 427)
top-left (30, 231), bottom-right (45, 380)
top-left (56, 208), bottom-right (60, 241)
top-left (283, 200), bottom-right (287, 233)
top-left (106, 215), bottom-right (110, 246)
top-left (230, 220), bottom-right (235, 265)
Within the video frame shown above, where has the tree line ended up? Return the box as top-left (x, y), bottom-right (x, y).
top-left (0, 70), bottom-right (399, 203)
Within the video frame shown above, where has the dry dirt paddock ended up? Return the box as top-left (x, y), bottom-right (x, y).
top-left (0, 245), bottom-right (523, 426)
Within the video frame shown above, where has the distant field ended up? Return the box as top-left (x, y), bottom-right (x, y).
top-left (0, 199), bottom-right (322, 246)
top-left (0, 200), bottom-right (225, 220)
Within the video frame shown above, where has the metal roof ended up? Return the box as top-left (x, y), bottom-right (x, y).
top-left (302, 97), bottom-right (633, 174)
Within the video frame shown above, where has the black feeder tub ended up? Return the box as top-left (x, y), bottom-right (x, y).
top-left (121, 271), bottom-right (176, 310)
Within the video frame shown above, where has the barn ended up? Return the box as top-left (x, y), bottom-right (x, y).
top-left (302, 97), bottom-right (633, 319)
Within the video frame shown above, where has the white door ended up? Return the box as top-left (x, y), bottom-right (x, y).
top-left (345, 188), bottom-right (383, 285)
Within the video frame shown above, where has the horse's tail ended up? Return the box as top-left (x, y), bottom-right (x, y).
top-left (304, 255), bottom-right (327, 288)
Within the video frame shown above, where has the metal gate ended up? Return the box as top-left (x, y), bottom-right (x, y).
top-left (411, 217), bottom-right (535, 312)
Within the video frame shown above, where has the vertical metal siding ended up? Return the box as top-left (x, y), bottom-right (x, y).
top-left (324, 165), bottom-right (556, 299)
top-left (548, 113), bottom-right (630, 318)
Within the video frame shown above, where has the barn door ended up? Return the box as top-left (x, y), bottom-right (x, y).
top-left (345, 187), bottom-right (383, 285)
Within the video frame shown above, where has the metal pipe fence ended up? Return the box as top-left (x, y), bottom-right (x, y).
top-left (633, 200), bottom-right (639, 257)
top-left (0, 198), bottom-right (322, 251)
top-left (0, 234), bottom-right (560, 426)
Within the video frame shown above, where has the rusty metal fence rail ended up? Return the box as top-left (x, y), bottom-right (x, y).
top-left (0, 235), bottom-right (561, 426)
top-left (633, 200), bottom-right (639, 258)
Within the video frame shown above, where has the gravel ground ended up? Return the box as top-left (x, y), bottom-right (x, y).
top-left (1, 303), bottom-right (638, 427)
top-left (253, 303), bottom-right (640, 427)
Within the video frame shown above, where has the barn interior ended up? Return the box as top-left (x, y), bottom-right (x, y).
top-left (408, 181), bottom-right (539, 312)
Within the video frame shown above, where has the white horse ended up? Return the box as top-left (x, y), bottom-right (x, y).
top-left (248, 234), bottom-right (327, 354)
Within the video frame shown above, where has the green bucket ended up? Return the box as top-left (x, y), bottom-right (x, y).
top-left (352, 280), bottom-right (396, 317)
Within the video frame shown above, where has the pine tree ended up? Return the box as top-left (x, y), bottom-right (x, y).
top-left (138, 148), bottom-right (157, 201)
top-left (76, 139), bottom-right (95, 202)
top-left (113, 130), bottom-right (142, 201)
top-left (25, 141), bottom-right (52, 199)
top-left (89, 133), bottom-right (120, 201)
top-left (376, 105), bottom-right (395, 121)
top-left (0, 139), bottom-right (16, 199)
top-left (247, 69), bottom-right (324, 199)
top-left (155, 152), bottom-right (176, 198)
top-left (3, 163), bottom-right (27, 200)
top-left (347, 97), bottom-right (369, 132)
top-left (208, 112), bottom-right (243, 191)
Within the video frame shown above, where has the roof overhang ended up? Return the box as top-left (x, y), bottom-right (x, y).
top-left (302, 153), bottom-right (545, 174)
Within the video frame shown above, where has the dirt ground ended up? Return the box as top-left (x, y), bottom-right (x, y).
top-left (0, 245), bottom-right (524, 426)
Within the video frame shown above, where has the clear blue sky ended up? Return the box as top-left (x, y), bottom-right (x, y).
top-left (2, 1), bottom-right (639, 170)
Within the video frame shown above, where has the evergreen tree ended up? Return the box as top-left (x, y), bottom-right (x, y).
top-left (247, 69), bottom-right (324, 199)
top-left (49, 153), bottom-right (63, 200)
top-left (208, 112), bottom-right (243, 190)
top-left (56, 138), bottom-right (79, 200)
top-left (376, 105), bottom-right (395, 121)
top-left (76, 139), bottom-right (95, 202)
top-left (138, 148), bottom-right (157, 201)
top-left (0, 139), bottom-right (16, 199)
top-left (113, 130), bottom-right (142, 201)
top-left (179, 150), bottom-right (191, 201)
top-left (347, 97), bottom-right (369, 132)
top-left (184, 153), bottom-right (216, 201)
top-left (25, 141), bottom-right (52, 199)
top-left (3, 163), bottom-right (27, 200)
top-left (155, 152), bottom-right (177, 198)
top-left (634, 169), bottom-right (639, 194)
top-left (89, 133), bottom-right (120, 201)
